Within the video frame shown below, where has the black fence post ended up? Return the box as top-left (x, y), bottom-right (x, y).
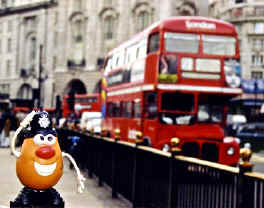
top-left (86, 134), bottom-right (94, 179)
top-left (112, 129), bottom-right (120, 198)
top-left (168, 138), bottom-right (181, 208)
top-left (98, 136), bottom-right (104, 187)
top-left (131, 132), bottom-right (144, 208)
top-left (237, 145), bottom-right (254, 208)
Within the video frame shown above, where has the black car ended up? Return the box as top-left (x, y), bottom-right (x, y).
top-left (236, 122), bottom-right (264, 152)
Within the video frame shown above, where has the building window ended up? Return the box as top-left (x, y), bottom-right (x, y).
top-left (1, 0), bottom-right (7, 8)
top-left (0, 39), bottom-right (2, 54)
top-left (251, 71), bottom-right (263, 79)
top-left (54, 11), bottom-right (58, 25)
top-left (0, 84), bottom-right (10, 94)
top-left (54, 31), bottom-right (58, 47)
top-left (254, 23), bottom-right (264, 34)
top-left (30, 37), bottom-right (36, 61)
top-left (104, 16), bottom-right (114, 40)
top-left (235, 24), bottom-right (242, 34)
top-left (7, 20), bottom-right (12, 32)
top-left (18, 84), bottom-right (32, 99)
top-left (251, 54), bottom-right (264, 67)
top-left (70, 15), bottom-right (85, 66)
top-left (53, 56), bottom-right (57, 69)
top-left (252, 39), bottom-right (264, 50)
top-left (7, 38), bottom-right (11, 53)
top-left (235, 0), bottom-right (245, 3)
top-left (137, 11), bottom-right (149, 32)
top-left (6, 60), bottom-right (11, 76)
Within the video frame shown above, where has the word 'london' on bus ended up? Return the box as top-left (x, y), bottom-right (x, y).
top-left (63, 93), bottom-right (101, 118)
top-left (101, 16), bottom-right (242, 166)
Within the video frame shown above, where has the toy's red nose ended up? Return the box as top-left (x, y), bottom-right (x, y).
top-left (36, 146), bottom-right (55, 159)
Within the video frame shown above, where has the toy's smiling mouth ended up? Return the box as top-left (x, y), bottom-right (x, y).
top-left (34, 162), bottom-right (57, 176)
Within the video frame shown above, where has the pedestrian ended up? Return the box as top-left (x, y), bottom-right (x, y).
top-left (9, 110), bottom-right (19, 153)
top-left (2, 118), bottom-right (11, 147)
top-left (0, 111), bottom-right (4, 147)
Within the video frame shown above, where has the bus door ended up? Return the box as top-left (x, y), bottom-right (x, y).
top-left (142, 92), bottom-right (158, 146)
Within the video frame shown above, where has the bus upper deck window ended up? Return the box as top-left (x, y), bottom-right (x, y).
top-left (148, 33), bottom-right (160, 53)
top-left (164, 32), bottom-right (199, 53)
top-left (202, 35), bottom-right (236, 56)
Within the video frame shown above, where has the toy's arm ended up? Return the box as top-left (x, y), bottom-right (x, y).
top-left (62, 152), bottom-right (86, 193)
top-left (11, 110), bottom-right (36, 158)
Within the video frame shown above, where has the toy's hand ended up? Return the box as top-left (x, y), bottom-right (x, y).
top-left (77, 173), bottom-right (86, 193)
top-left (20, 110), bottom-right (36, 128)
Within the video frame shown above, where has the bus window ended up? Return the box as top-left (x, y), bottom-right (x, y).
top-left (113, 102), bottom-right (121, 117)
top-left (145, 93), bottom-right (157, 119)
top-left (133, 101), bottom-right (141, 118)
top-left (137, 39), bottom-right (147, 59)
top-left (122, 101), bottom-right (132, 118)
top-left (148, 33), bottom-right (160, 53)
top-left (107, 102), bottom-right (114, 117)
top-left (161, 92), bottom-right (194, 112)
top-left (159, 55), bottom-right (178, 74)
top-left (105, 57), bottom-right (113, 75)
top-left (202, 35), bottom-right (236, 56)
top-left (198, 94), bottom-right (225, 123)
top-left (164, 32), bottom-right (199, 53)
top-left (126, 44), bottom-right (138, 64)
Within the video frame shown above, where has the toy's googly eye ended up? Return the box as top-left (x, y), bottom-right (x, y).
top-left (33, 134), bottom-right (46, 145)
top-left (45, 134), bottom-right (57, 145)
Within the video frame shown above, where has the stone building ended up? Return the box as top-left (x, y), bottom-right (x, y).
top-left (0, 0), bottom-right (209, 109)
top-left (210, 0), bottom-right (264, 101)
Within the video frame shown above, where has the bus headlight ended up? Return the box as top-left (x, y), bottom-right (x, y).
top-left (162, 144), bottom-right (170, 152)
top-left (227, 147), bottom-right (235, 156)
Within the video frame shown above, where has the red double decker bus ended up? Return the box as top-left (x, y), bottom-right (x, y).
top-left (63, 93), bottom-right (101, 118)
top-left (102, 16), bottom-right (242, 166)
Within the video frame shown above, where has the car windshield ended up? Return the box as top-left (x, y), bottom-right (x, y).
top-left (239, 123), bottom-right (264, 134)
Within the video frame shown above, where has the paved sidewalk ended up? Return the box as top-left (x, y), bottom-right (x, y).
top-left (0, 148), bottom-right (132, 208)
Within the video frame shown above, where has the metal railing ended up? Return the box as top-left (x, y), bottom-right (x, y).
top-left (57, 128), bottom-right (264, 208)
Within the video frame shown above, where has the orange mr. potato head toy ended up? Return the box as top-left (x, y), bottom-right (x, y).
top-left (10, 110), bottom-right (85, 207)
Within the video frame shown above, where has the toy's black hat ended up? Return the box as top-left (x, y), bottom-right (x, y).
top-left (22, 111), bottom-right (57, 139)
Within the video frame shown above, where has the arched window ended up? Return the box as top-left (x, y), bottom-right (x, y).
top-left (74, 19), bottom-right (83, 43)
top-left (137, 11), bottom-right (149, 32)
top-left (17, 84), bottom-right (33, 99)
top-left (30, 37), bottom-right (36, 60)
top-left (26, 33), bottom-right (37, 70)
top-left (69, 14), bottom-right (85, 66)
top-left (176, 1), bottom-right (198, 16)
top-left (104, 16), bottom-right (114, 40)
top-left (132, 2), bottom-right (153, 33)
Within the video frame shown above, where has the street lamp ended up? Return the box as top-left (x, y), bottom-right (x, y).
top-left (38, 44), bottom-right (43, 108)
top-left (37, 44), bottom-right (48, 108)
